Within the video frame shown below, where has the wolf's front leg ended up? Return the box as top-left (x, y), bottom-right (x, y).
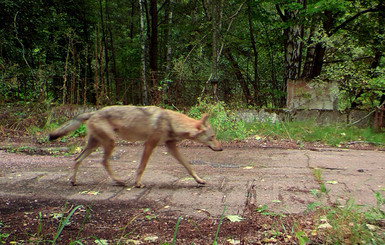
top-left (166, 141), bottom-right (206, 185)
top-left (135, 138), bottom-right (159, 187)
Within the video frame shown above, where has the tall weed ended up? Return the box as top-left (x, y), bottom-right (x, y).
top-left (188, 99), bottom-right (385, 145)
top-left (188, 98), bottom-right (250, 141)
top-left (318, 197), bottom-right (385, 244)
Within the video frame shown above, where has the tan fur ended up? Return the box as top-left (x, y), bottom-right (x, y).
top-left (49, 105), bottom-right (222, 187)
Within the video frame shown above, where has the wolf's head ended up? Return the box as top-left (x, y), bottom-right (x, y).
top-left (193, 114), bottom-right (223, 151)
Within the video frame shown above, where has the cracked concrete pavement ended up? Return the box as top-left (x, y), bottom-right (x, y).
top-left (1, 145), bottom-right (384, 217)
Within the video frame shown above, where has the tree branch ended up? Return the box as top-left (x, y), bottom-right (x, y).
top-left (275, 4), bottom-right (287, 22)
top-left (329, 4), bottom-right (384, 36)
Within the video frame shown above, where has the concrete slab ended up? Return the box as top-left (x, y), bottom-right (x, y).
top-left (1, 146), bottom-right (384, 218)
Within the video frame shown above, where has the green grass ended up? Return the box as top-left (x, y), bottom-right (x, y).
top-left (313, 194), bottom-right (385, 244)
top-left (213, 117), bottom-right (385, 147)
top-left (186, 99), bottom-right (385, 146)
top-left (305, 165), bottom-right (385, 244)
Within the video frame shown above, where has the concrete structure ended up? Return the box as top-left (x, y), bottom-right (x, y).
top-left (287, 79), bottom-right (339, 110)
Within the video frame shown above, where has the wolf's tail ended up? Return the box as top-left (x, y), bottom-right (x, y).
top-left (49, 112), bottom-right (95, 141)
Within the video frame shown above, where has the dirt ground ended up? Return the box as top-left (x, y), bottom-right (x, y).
top-left (1, 138), bottom-right (385, 244)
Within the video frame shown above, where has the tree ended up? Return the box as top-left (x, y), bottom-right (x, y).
top-left (274, 0), bottom-right (385, 107)
top-left (139, 0), bottom-right (149, 104)
top-left (1, 0), bottom-right (384, 109)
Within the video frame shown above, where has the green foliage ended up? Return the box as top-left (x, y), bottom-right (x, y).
top-left (316, 62), bottom-right (385, 110)
top-left (70, 124), bottom-right (87, 138)
top-left (213, 204), bottom-right (227, 245)
top-left (1, 0), bottom-right (384, 107)
top-left (253, 120), bottom-right (385, 147)
top-left (0, 222), bottom-right (9, 244)
top-left (188, 99), bottom-right (385, 146)
top-left (188, 98), bottom-right (251, 141)
top-left (294, 230), bottom-right (309, 245)
top-left (318, 197), bottom-right (385, 244)
top-left (53, 205), bottom-right (86, 244)
top-left (365, 191), bottom-right (385, 223)
top-left (171, 217), bottom-right (182, 245)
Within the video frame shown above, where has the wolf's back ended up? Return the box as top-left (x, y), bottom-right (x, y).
top-left (49, 112), bottom-right (94, 141)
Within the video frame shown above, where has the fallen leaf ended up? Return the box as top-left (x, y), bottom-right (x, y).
top-left (95, 239), bottom-right (108, 245)
top-left (254, 135), bottom-right (262, 140)
top-left (88, 191), bottom-right (100, 195)
top-left (263, 237), bottom-right (277, 243)
top-left (145, 215), bottom-right (157, 220)
top-left (144, 235), bottom-right (158, 242)
top-left (226, 215), bottom-right (244, 222)
top-left (318, 223), bottom-right (333, 229)
top-left (79, 190), bottom-right (100, 195)
top-left (326, 180), bottom-right (338, 184)
top-left (366, 224), bottom-right (376, 231)
top-left (227, 238), bottom-right (240, 244)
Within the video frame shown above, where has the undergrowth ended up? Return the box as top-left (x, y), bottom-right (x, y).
top-left (1, 101), bottom-right (385, 148)
top-left (188, 99), bottom-right (385, 146)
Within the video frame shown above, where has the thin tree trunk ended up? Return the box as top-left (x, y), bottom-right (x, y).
top-left (224, 48), bottom-right (253, 105)
top-left (106, 0), bottom-right (120, 102)
top-left (139, 0), bottom-right (149, 104)
top-left (163, 0), bottom-right (173, 75)
top-left (149, 0), bottom-right (159, 104)
top-left (99, 0), bottom-right (109, 104)
top-left (211, 0), bottom-right (220, 100)
top-left (247, 1), bottom-right (259, 105)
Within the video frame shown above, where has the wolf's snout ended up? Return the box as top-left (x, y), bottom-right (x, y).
top-left (209, 144), bottom-right (223, 151)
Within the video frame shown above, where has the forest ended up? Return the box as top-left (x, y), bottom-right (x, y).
top-left (1, 0), bottom-right (385, 109)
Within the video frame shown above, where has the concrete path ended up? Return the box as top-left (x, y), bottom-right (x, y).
top-left (1, 146), bottom-right (384, 217)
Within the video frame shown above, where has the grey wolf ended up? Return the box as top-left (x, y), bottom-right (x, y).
top-left (49, 105), bottom-right (222, 187)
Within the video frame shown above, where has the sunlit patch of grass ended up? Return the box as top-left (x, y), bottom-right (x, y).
top-left (237, 119), bottom-right (385, 147)
top-left (315, 197), bottom-right (385, 244)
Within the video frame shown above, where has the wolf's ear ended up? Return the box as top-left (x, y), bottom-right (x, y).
top-left (194, 113), bottom-right (209, 130)
top-left (200, 113), bottom-right (209, 126)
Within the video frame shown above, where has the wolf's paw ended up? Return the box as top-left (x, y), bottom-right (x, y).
top-left (114, 180), bottom-right (126, 186)
top-left (135, 183), bottom-right (145, 188)
top-left (195, 178), bottom-right (206, 185)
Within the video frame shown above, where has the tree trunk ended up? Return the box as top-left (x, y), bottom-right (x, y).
top-left (162, 0), bottom-right (173, 75)
top-left (149, 0), bottom-right (159, 104)
top-left (283, 18), bottom-right (304, 81)
top-left (99, 0), bottom-right (109, 105)
top-left (276, 0), bottom-right (305, 107)
top-left (247, 1), bottom-right (260, 105)
top-left (139, 0), bottom-right (149, 104)
top-left (106, 0), bottom-right (120, 102)
top-left (224, 48), bottom-right (253, 105)
top-left (211, 0), bottom-right (221, 100)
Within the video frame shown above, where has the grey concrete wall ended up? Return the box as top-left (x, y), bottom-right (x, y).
top-left (236, 109), bottom-right (374, 128)
top-left (287, 79), bottom-right (339, 110)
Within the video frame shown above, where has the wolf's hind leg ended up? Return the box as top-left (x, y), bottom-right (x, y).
top-left (100, 135), bottom-right (125, 186)
top-left (71, 135), bottom-right (100, 185)
top-left (166, 140), bottom-right (205, 185)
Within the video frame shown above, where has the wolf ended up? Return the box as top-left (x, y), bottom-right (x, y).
top-left (49, 105), bottom-right (222, 187)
